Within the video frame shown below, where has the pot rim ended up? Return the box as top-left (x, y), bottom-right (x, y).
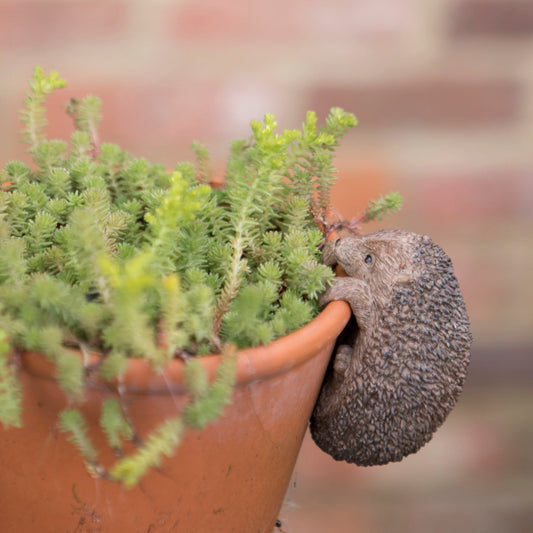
top-left (21, 301), bottom-right (351, 393)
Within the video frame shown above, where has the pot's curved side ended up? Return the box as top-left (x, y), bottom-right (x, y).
top-left (0, 301), bottom-right (351, 533)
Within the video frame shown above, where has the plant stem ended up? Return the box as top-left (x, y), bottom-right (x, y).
top-left (212, 177), bottom-right (260, 341)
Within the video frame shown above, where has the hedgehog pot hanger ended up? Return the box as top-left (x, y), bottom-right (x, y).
top-left (310, 229), bottom-right (472, 466)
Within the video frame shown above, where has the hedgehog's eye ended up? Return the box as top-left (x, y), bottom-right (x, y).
top-left (364, 254), bottom-right (373, 264)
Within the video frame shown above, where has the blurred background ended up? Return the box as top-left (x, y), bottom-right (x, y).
top-left (1, 0), bottom-right (532, 531)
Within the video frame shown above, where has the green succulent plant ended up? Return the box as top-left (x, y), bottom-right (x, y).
top-left (0, 67), bottom-right (401, 486)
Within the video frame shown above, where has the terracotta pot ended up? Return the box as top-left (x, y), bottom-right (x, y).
top-left (0, 300), bottom-right (350, 533)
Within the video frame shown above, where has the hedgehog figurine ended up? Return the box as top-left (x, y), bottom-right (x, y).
top-left (310, 229), bottom-right (472, 466)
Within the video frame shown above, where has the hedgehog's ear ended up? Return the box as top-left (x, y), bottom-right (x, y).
top-left (397, 264), bottom-right (414, 284)
top-left (397, 273), bottom-right (412, 284)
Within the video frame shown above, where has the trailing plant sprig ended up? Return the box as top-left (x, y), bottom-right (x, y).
top-left (0, 330), bottom-right (22, 428)
top-left (66, 95), bottom-right (102, 154)
top-left (58, 409), bottom-right (100, 475)
top-left (19, 66), bottom-right (67, 151)
top-left (363, 191), bottom-right (403, 222)
top-left (0, 67), bottom-right (402, 485)
top-left (110, 415), bottom-right (185, 488)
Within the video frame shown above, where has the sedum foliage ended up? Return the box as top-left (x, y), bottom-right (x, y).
top-left (0, 330), bottom-right (22, 428)
top-left (363, 191), bottom-right (403, 222)
top-left (0, 67), bottom-right (399, 486)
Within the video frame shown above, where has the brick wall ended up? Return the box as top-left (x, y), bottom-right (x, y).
top-left (1, 0), bottom-right (532, 356)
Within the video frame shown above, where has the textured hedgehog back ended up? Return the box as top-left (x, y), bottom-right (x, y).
top-left (310, 230), bottom-right (472, 466)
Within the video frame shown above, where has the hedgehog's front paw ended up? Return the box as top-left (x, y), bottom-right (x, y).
top-left (318, 277), bottom-right (347, 308)
top-left (319, 277), bottom-right (361, 308)
top-left (318, 286), bottom-right (333, 309)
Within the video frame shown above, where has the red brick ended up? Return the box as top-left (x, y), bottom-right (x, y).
top-left (8, 79), bottom-right (221, 165)
top-left (450, 0), bottom-right (533, 37)
top-left (0, 2), bottom-right (127, 47)
top-left (409, 170), bottom-right (530, 223)
top-left (171, 2), bottom-right (251, 40)
top-left (330, 164), bottom-right (392, 220)
top-left (171, 0), bottom-right (408, 42)
top-left (308, 79), bottom-right (521, 129)
top-left (102, 82), bottom-right (221, 159)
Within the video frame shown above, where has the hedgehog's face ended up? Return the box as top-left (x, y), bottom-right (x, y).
top-left (330, 230), bottom-right (415, 293)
